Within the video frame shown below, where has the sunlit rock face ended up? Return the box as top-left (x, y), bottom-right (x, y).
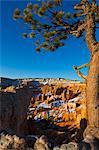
top-left (28, 81), bottom-right (86, 129)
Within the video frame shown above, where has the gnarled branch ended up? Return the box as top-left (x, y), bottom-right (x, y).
top-left (73, 63), bottom-right (89, 80)
top-left (76, 63), bottom-right (89, 69)
top-left (74, 0), bottom-right (90, 15)
top-left (70, 21), bottom-right (87, 37)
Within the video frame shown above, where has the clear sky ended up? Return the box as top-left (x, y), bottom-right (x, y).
top-left (0, 0), bottom-right (99, 80)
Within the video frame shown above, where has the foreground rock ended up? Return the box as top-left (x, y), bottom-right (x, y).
top-left (1, 132), bottom-right (98, 150)
top-left (0, 132), bottom-right (26, 150)
top-left (34, 135), bottom-right (51, 150)
top-left (0, 132), bottom-right (79, 150)
top-left (61, 142), bottom-right (78, 150)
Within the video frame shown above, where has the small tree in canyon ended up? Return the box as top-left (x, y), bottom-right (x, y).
top-left (13, 0), bottom-right (99, 142)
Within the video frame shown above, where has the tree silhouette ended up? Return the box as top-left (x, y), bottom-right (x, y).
top-left (13, 0), bottom-right (99, 143)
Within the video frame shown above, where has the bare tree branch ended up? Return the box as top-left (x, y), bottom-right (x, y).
top-left (73, 63), bottom-right (89, 80)
top-left (77, 63), bottom-right (89, 69)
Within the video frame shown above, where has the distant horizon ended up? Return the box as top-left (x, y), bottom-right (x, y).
top-left (0, 76), bottom-right (83, 82)
top-left (0, 70), bottom-right (87, 81)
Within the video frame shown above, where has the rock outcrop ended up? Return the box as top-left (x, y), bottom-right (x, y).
top-left (0, 132), bottom-right (26, 150)
top-left (0, 89), bottom-right (29, 136)
top-left (0, 85), bottom-right (41, 136)
top-left (0, 78), bottom-right (42, 136)
top-left (34, 135), bottom-right (51, 150)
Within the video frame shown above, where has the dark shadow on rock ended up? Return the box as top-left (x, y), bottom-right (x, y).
top-left (27, 119), bottom-right (77, 147)
top-left (76, 118), bottom-right (87, 143)
top-left (79, 141), bottom-right (91, 150)
top-left (78, 138), bottom-right (99, 150)
top-left (73, 91), bottom-right (81, 98)
top-left (93, 138), bottom-right (99, 150)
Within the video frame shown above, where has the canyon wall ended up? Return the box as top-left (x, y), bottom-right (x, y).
top-left (0, 78), bottom-right (86, 136)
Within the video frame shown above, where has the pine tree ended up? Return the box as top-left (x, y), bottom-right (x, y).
top-left (13, 0), bottom-right (99, 144)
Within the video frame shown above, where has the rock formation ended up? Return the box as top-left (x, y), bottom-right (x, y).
top-left (34, 135), bottom-right (51, 150)
top-left (0, 78), bottom-right (41, 136)
top-left (0, 132), bottom-right (26, 150)
top-left (0, 77), bottom-right (86, 139)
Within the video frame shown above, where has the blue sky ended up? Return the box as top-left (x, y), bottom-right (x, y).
top-left (0, 0), bottom-right (99, 80)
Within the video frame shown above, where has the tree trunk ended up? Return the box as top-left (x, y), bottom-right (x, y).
top-left (83, 13), bottom-right (99, 139)
top-left (71, 11), bottom-right (99, 138)
top-left (87, 51), bottom-right (99, 128)
top-left (84, 50), bottom-right (99, 138)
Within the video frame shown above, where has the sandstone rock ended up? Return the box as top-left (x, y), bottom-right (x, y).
top-left (60, 142), bottom-right (78, 150)
top-left (34, 135), bottom-right (51, 150)
top-left (0, 133), bottom-right (26, 150)
top-left (66, 142), bottom-right (78, 150)
top-left (0, 77), bottom-right (19, 89)
top-left (53, 146), bottom-right (60, 150)
top-left (0, 77), bottom-right (86, 138)
top-left (83, 125), bottom-right (99, 141)
top-left (83, 126), bottom-right (99, 150)
top-left (0, 87), bottom-right (33, 136)
top-left (60, 144), bottom-right (67, 150)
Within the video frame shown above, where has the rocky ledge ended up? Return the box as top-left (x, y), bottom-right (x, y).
top-left (0, 132), bottom-right (99, 150)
